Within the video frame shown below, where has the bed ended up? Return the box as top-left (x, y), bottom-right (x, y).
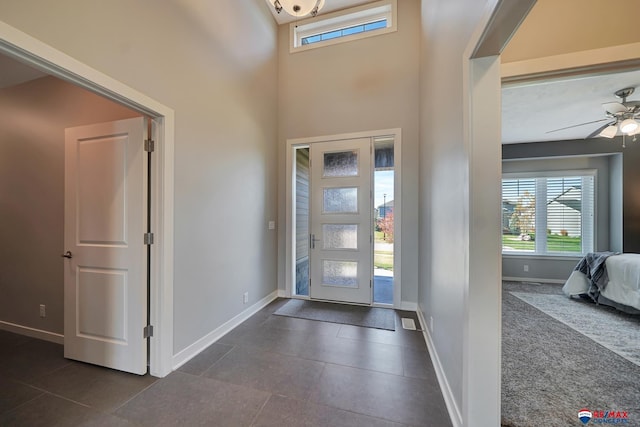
top-left (563, 252), bottom-right (640, 314)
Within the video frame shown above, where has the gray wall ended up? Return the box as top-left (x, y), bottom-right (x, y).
top-left (0, 0), bottom-right (279, 354)
top-left (419, 0), bottom-right (498, 421)
top-left (502, 153), bottom-right (622, 281)
top-left (503, 137), bottom-right (640, 255)
top-left (276, 0), bottom-right (421, 305)
top-left (0, 76), bottom-right (140, 334)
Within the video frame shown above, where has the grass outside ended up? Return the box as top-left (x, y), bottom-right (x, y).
top-left (375, 231), bottom-right (392, 243)
top-left (502, 234), bottom-right (582, 253)
top-left (374, 231), bottom-right (394, 270)
top-left (374, 251), bottom-right (393, 270)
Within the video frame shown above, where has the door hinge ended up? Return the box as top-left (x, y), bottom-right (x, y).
top-left (143, 325), bottom-right (154, 338)
top-left (144, 232), bottom-right (154, 245)
top-left (144, 139), bottom-right (155, 152)
top-left (370, 279), bottom-right (372, 288)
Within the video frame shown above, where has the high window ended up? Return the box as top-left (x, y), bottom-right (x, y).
top-left (290, 0), bottom-right (396, 52)
top-left (502, 172), bottom-right (595, 256)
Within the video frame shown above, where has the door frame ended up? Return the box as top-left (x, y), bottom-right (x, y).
top-left (0, 21), bottom-right (174, 378)
top-left (285, 128), bottom-right (402, 308)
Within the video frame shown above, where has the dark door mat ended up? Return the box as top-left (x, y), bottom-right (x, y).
top-left (274, 299), bottom-right (396, 331)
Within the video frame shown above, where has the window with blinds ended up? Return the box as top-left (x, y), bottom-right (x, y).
top-left (502, 173), bottom-right (595, 256)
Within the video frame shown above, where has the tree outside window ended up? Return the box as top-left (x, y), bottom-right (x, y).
top-left (510, 190), bottom-right (535, 240)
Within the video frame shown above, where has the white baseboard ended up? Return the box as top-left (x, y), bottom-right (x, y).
top-left (416, 307), bottom-right (463, 427)
top-left (503, 276), bottom-right (565, 284)
top-left (277, 289), bottom-right (287, 298)
top-left (0, 321), bottom-right (64, 344)
top-left (172, 290), bottom-right (279, 370)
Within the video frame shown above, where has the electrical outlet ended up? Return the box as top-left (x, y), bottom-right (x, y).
top-left (429, 316), bottom-right (433, 332)
top-left (39, 304), bottom-right (46, 318)
top-left (243, 292), bottom-right (249, 304)
top-left (268, 220), bottom-right (275, 230)
top-left (523, 265), bottom-right (529, 272)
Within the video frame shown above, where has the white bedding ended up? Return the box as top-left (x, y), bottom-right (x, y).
top-left (563, 253), bottom-right (640, 311)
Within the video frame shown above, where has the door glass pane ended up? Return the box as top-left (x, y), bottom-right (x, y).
top-left (322, 260), bottom-right (358, 287)
top-left (323, 224), bottom-right (358, 249)
top-left (323, 187), bottom-right (358, 213)
top-left (295, 147), bottom-right (310, 296)
top-left (323, 150), bottom-right (358, 177)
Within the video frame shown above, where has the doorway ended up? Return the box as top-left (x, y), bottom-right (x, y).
top-left (0, 27), bottom-right (175, 377)
top-left (286, 129), bottom-right (401, 307)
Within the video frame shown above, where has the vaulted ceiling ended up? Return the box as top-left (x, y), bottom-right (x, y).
top-left (3, 1), bottom-right (640, 146)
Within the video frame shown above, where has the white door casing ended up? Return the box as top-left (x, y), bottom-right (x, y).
top-left (64, 117), bottom-right (147, 375)
top-left (309, 138), bottom-right (372, 305)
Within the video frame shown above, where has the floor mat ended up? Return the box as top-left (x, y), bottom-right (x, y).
top-left (274, 299), bottom-right (396, 331)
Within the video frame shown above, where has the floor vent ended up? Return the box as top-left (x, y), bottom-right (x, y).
top-left (401, 318), bottom-right (417, 330)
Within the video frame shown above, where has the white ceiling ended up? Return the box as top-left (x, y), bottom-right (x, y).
top-left (264, 0), bottom-right (374, 24)
top-left (502, 69), bottom-right (640, 144)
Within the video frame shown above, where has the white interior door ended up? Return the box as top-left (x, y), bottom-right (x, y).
top-left (63, 117), bottom-right (147, 375)
top-left (309, 138), bottom-right (372, 304)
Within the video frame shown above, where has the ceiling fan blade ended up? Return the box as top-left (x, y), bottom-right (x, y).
top-left (602, 102), bottom-right (627, 115)
top-left (586, 121), bottom-right (617, 139)
top-left (546, 118), bottom-right (609, 134)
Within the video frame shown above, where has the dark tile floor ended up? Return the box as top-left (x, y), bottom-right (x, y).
top-left (0, 298), bottom-right (452, 427)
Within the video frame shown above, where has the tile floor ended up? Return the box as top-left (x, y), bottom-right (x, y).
top-left (0, 298), bottom-right (452, 427)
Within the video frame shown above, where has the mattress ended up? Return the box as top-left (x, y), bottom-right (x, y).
top-left (563, 253), bottom-right (640, 311)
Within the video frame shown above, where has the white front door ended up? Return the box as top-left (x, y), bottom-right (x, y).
top-left (63, 117), bottom-right (147, 375)
top-left (309, 138), bottom-right (372, 305)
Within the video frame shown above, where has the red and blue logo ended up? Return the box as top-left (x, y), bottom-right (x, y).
top-left (578, 408), bottom-right (629, 424)
top-left (579, 409), bottom-right (593, 425)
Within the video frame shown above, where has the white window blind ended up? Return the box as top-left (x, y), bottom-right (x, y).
top-left (502, 173), bottom-right (594, 256)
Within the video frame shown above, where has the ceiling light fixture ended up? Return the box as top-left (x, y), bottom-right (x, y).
top-left (272, 0), bottom-right (325, 18)
top-left (598, 124), bottom-right (618, 139)
top-left (620, 118), bottom-right (639, 135)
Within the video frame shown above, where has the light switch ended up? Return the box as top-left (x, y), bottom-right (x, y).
top-left (268, 221), bottom-right (276, 230)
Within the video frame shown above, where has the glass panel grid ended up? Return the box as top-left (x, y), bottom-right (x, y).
top-left (323, 150), bottom-right (359, 177)
top-left (322, 260), bottom-right (358, 288)
top-left (322, 224), bottom-right (358, 249)
top-left (323, 187), bottom-right (358, 213)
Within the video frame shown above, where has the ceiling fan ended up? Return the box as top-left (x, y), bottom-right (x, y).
top-left (547, 87), bottom-right (640, 141)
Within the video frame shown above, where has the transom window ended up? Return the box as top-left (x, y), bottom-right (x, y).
top-left (502, 171), bottom-right (595, 256)
top-left (291, 0), bottom-right (396, 52)
top-left (301, 19), bottom-right (387, 45)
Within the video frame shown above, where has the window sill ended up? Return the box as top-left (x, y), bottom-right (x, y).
top-left (502, 253), bottom-right (583, 261)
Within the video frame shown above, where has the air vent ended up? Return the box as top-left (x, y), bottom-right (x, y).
top-left (401, 318), bottom-right (416, 330)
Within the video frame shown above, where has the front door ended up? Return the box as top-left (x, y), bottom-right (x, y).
top-left (309, 138), bottom-right (372, 305)
top-left (63, 117), bottom-right (147, 375)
